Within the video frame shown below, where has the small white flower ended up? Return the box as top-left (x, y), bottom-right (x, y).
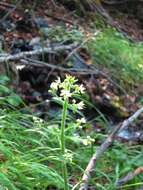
top-left (82, 139), bottom-right (88, 146)
top-left (65, 74), bottom-right (76, 83)
top-left (78, 125), bottom-right (83, 129)
top-left (63, 151), bottom-right (73, 163)
top-left (79, 84), bottom-right (85, 94)
top-left (76, 117), bottom-right (86, 124)
top-left (60, 89), bottom-right (72, 98)
top-left (82, 136), bottom-right (95, 146)
top-left (55, 77), bottom-right (61, 85)
top-left (76, 117), bottom-right (86, 129)
top-left (32, 116), bottom-right (43, 123)
top-left (80, 117), bottom-right (86, 123)
top-left (77, 101), bottom-right (84, 110)
top-left (72, 99), bottom-right (76, 104)
top-left (87, 136), bottom-right (95, 143)
top-left (50, 82), bottom-right (58, 91)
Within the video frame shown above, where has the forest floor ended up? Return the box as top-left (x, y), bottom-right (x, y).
top-left (0, 0), bottom-right (143, 189)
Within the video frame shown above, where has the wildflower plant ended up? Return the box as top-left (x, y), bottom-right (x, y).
top-left (49, 75), bottom-right (86, 190)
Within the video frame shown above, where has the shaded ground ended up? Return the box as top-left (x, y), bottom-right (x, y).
top-left (102, 0), bottom-right (143, 41)
top-left (0, 0), bottom-right (143, 142)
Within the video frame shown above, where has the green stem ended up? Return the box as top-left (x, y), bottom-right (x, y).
top-left (61, 99), bottom-right (69, 190)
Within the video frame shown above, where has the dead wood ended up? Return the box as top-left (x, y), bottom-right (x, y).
top-left (117, 167), bottom-right (143, 187)
top-left (0, 43), bottom-right (77, 63)
top-left (79, 107), bottom-right (143, 190)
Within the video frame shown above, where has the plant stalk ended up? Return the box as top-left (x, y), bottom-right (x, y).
top-left (61, 99), bottom-right (69, 190)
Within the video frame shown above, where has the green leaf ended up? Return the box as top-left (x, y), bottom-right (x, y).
top-left (0, 75), bottom-right (9, 85)
top-left (0, 85), bottom-right (10, 94)
top-left (0, 172), bottom-right (17, 190)
top-left (6, 94), bottom-right (22, 106)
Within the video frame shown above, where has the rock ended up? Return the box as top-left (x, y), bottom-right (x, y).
top-left (40, 27), bottom-right (49, 38)
top-left (34, 17), bottom-right (49, 39)
top-left (11, 39), bottom-right (33, 54)
top-left (71, 53), bottom-right (89, 70)
top-left (0, 20), bottom-right (15, 32)
top-left (34, 17), bottom-right (49, 28)
top-left (29, 37), bottom-right (41, 50)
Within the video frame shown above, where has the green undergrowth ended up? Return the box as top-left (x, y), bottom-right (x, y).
top-left (87, 28), bottom-right (143, 87)
top-left (0, 108), bottom-right (143, 189)
top-left (0, 76), bottom-right (143, 189)
top-left (55, 0), bottom-right (143, 87)
top-left (47, 23), bottom-right (143, 88)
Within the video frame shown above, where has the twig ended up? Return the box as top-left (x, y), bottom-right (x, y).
top-left (0, 0), bottom-right (22, 22)
top-left (64, 31), bottom-right (100, 63)
top-left (102, 0), bottom-right (129, 5)
top-left (21, 55), bottom-right (126, 94)
top-left (50, 0), bottom-right (58, 7)
top-left (79, 106), bottom-right (143, 190)
top-left (20, 57), bottom-right (100, 75)
top-left (0, 43), bottom-right (77, 63)
top-left (0, 2), bottom-right (15, 8)
top-left (45, 13), bottom-right (74, 25)
top-left (117, 167), bottom-right (143, 187)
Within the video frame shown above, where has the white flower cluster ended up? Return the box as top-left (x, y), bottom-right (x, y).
top-left (76, 117), bottom-right (86, 129)
top-left (82, 136), bottom-right (95, 146)
top-left (32, 116), bottom-right (43, 124)
top-left (49, 75), bottom-right (86, 110)
top-left (63, 150), bottom-right (73, 163)
top-left (49, 75), bottom-right (87, 129)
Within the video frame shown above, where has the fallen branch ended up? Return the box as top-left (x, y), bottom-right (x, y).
top-left (0, 2), bottom-right (15, 8)
top-left (0, 43), bottom-right (77, 63)
top-left (79, 106), bottom-right (143, 190)
top-left (20, 56), bottom-right (126, 94)
top-left (20, 57), bottom-right (100, 75)
top-left (45, 13), bottom-right (74, 25)
top-left (64, 31), bottom-right (100, 63)
top-left (117, 167), bottom-right (143, 187)
top-left (102, 0), bottom-right (129, 5)
top-left (0, 0), bottom-right (22, 22)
